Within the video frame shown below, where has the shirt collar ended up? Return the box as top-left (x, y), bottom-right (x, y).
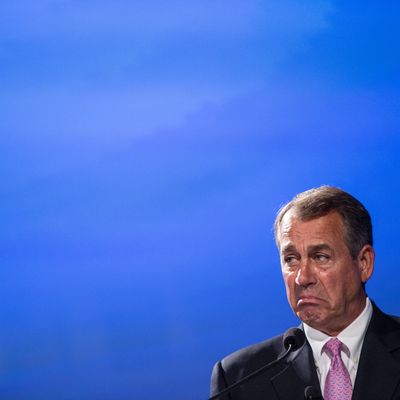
top-left (303, 297), bottom-right (372, 361)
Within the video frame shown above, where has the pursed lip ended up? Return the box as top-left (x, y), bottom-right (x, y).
top-left (297, 295), bottom-right (322, 306)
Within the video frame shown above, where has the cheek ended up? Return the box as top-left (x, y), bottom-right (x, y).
top-left (319, 271), bottom-right (348, 301)
top-left (283, 273), bottom-right (296, 294)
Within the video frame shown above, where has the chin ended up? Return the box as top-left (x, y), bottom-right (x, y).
top-left (297, 309), bottom-right (323, 325)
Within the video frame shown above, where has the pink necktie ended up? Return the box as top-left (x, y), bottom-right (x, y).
top-left (323, 338), bottom-right (353, 400)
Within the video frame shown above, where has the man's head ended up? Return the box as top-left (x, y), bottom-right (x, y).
top-left (274, 186), bottom-right (373, 258)
top-left (274, 186), bottom-right (375, 336)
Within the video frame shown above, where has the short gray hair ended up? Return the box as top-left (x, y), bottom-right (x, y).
top-left (274, 186), bottom-right (373, 259)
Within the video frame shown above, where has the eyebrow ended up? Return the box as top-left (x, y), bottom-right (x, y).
top-left (281, 244), bottom-right (298, 254)
top-left (281, 243), bottom-right (333, 254)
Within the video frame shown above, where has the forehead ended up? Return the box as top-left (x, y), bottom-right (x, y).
top-left (278, 210), bottom-right (345, 248)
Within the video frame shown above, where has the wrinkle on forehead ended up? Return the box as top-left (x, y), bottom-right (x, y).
top-left (278, 210), bottom-right (346, 250)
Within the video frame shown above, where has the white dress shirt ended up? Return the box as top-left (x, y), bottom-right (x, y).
top-left (303, 297), bottom-right (373, 393)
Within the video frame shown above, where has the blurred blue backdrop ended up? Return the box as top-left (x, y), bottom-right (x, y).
top-left (1, 1), bottom-right (400, 399)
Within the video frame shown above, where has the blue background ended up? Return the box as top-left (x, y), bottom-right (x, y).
top-left (1, 1), bottom-right (400, 399)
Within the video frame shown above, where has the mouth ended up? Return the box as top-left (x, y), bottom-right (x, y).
top-left (297, 296), bottom-right (322, 306)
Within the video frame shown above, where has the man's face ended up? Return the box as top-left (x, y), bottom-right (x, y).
top-left (277, 210), bottom-right (374, 336)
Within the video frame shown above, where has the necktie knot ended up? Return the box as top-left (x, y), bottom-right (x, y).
top-left (323, 338), bottom-right (343, 358)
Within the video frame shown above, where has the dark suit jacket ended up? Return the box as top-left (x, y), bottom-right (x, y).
top-left (210, 304), bottom-right (400, 399)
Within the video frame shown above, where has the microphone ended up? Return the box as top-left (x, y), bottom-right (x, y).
top-left (283, 327), bottom-right (306, 350)
top-left (209, 328), bottom-right (305, 400)
top-left (304, 386), bottom-right (323, 400)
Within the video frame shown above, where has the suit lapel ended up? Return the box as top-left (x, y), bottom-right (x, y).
top-left (352, 305), bottom-right (400, 400)
top-left (271, 341), bottom-right (322, 400)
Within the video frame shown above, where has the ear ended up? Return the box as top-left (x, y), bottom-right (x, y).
top-left (357, 244), bottom-right (375, 283)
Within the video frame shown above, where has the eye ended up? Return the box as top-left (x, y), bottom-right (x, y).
top-left (314, 253), bottom-right (329, 263)
top-left (284, 254), bottom-right (299, 266)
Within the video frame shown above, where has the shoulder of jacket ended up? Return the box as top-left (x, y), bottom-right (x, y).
top-left (220, 333), bottom-right (284, 373)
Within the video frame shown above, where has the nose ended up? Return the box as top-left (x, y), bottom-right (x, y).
top-left (295, 259), bottom-right (317, 287)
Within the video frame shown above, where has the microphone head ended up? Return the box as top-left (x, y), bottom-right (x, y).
top-left (283, 327), bottom-right (306, 350)
top-left (304, 385), bottom-right (323, 399)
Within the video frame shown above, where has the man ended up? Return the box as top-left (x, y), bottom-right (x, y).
top-left (210, 186), bottom-right (400, 400)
